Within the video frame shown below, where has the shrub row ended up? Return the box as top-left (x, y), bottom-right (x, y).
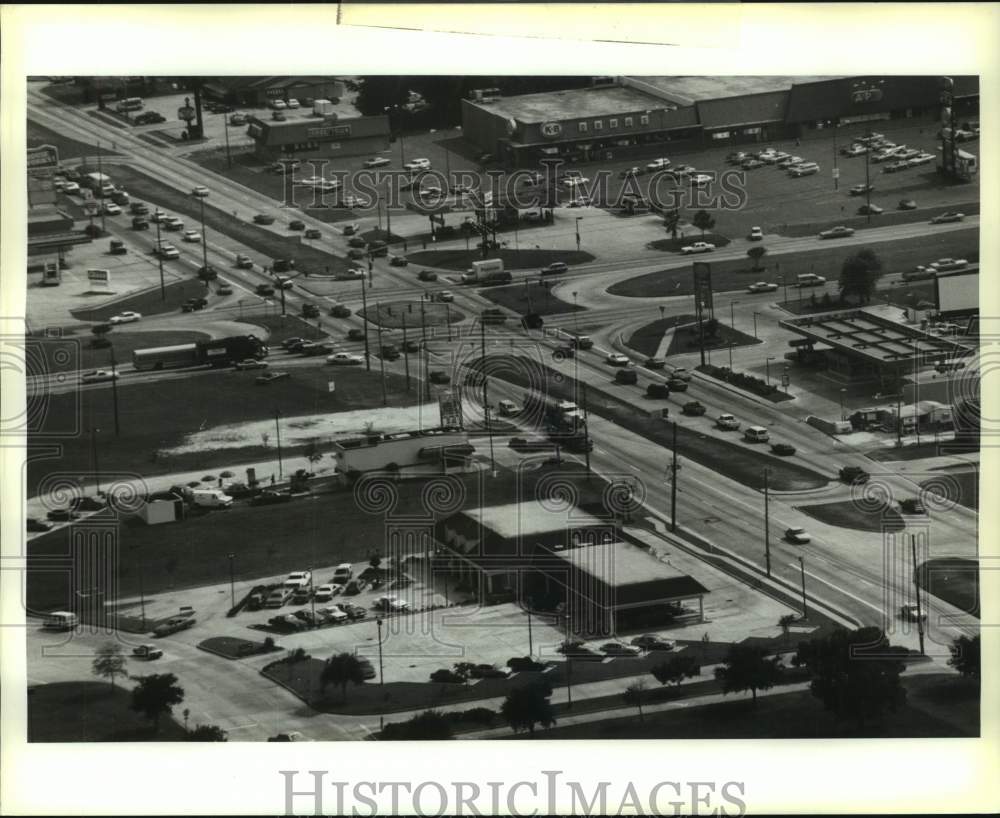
top-left (699, 364), bottom-right (781, 398)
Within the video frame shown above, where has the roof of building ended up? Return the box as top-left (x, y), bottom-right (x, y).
top-left (474, 85), bottom-right (669, 124)
top-left (246, 113), bottom-right (389, 146)
top-left (697, 90), bottom-right (789, 128)
top-left (548, 540), bottom-right (710, 603)
top-left (634, 76), bottom-right (839, 106)
top-left (465, 501), bottom-right (609, 540)
top-left (780, 310), bottom-right (975, 366)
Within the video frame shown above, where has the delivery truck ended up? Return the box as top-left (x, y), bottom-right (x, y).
top-left (133, 335), bottom-right (268, 371)
top-left (461, 258), bottom-right (510, 285)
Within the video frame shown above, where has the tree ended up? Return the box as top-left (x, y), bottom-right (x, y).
top-left (622, 680), bottom-right (647, 722)
top-left (500, 682), bottom-right (556, 737)
top-left (778, 613), bottom-right (798, 636)
top-left (839, 249), bottom-right (883, 304)
top-left (369, 552), bottom-right (383, 573)
top-left (303, 442), bottom-right (323, 468)
top-left (663, 209), bottom-right (680, 240)
top-left (92, 642), bottom-right (127, 690)
top-left (130, 673), bottom-right (185, 731)
top-left (91, 323), bottom-right (113, 349)
top-left (187, 724), bottom-right (228, 741)
top-left (453, 662), bottom-right (477, 685)
top-left (320, 653), bottom-right (367, 702)
top-left (747, 245), bottom-right (767, 272)
top-left (651, 655), bottom-right (701, 690)
top-left (793, 626), bottom-right (907, 728)
top-left (714, 643), bottom-right (783, 705)
top-left (692, 209), bottom-right (716, 237)
top-left (948, 634), bottom-right (980, 679)
top-left (381, 709), bottom-right (455, 740)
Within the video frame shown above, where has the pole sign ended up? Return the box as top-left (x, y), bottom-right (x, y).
top-left (87, 269), bottom-right (112, 290)
top-left (328, 380), bottom-right (336, 393)
top-left (27, 145), bottom-right (60, 176)
top-left (692, 262), bottom-right (714, 316)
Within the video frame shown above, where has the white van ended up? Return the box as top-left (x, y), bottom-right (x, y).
top-left (191, 489), bottom-right (233, 509)
top-left (744, 426), bottom-right (770, 443)
top-left (789, 162), bottom-right (820, 177)
top-left (497, 399), bottom-right (520, 417)
top-left (43, 611), bottom-right (78, 630)
top-left (796, 273), bottom-right (827, 288)
top-left (332, 563), bottom-right (353, 583)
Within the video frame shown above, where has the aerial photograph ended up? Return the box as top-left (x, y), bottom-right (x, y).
top-left (19, 72), bottom-right (981, 744)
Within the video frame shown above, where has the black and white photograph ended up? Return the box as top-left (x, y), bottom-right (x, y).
top-left (1, 5), bottom-right (996, 817)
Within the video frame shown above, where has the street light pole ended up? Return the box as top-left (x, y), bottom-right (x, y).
top-left (223, 114), bottom-right (232, 169)
top-left (108, 344), bottom-right (121, 436)
top-left (910, 535), bottom-right (925, 656)
top-left (155, 217), bottom-right (165, 301)
top-left (227, 553), bottom-right (236, 609)
top-left (670, 420), bottom-right (679, 533)
top-left (360, 277), bottom-right (371, 371)
top-left (91, 427), bottom-right (102, 495)
top-left (798, 556), bottom-right (808, 618)
top-left (575, 217), bottom-right (582, 252)
top-left (752, 311), bottom-right (759, 339)
top-left (199, 196), bottom-right (209, 284)
top-left (730, 300), bottom-right (737, 331)
top-left (763, 466), bottom-right (772, 578)
top-left (401, 312), bottom-right (411, 392)
top-left (766, 357), bottom-right (775, 386)
top-left (375, 303), bottom-right (388, 407)
top-left (839, 388), bottom-right (847, 421)
top-left (274, 410), bottom-right (283, 479)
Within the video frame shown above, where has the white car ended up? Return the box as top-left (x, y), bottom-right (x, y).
top-left (102, 202), bottom-right (121, 215)
top-left (296, 176), bottom-right (325, 187)
top-left (341, 195), bottom-right (371, 208)
top-left (284, 571), bottom-right (312, 589)
top-left (681, 241), bottom-right (715, 255)
top-left (747, 281), bottom-right (778, 293)
top-left (109, 311), bottom-right (141, 325)
top-left (364, 156), bottom-right (391, 169)
top-left (313, 584), bottom-right (338, 602)
top-left (163, 216), bottom-right (184, 231)
top-left (842, 144), bottom-right (868, 157)
top-left (192, 185), bottom-right (209, 197)
top-left (155, 243), bottom-right (180, 259)
top-left (375, 595), bottom-right (410, 612)
top-left (318, 605), bottom-right (348, 624)
top-left (747, 226), bottom-right (764, 241)
top-left (606, 353), bottom-right (630, 367)
top-left (286, 98), bottom-right (300, 109)
top-left (566, 196), bottom-right (592, 207)
top-left (561, 176), bottom-right (590, 188)
top-left (716, 414), bottom-right (741, 431)
top-left (646, 157), bottom-right (671, 171)
top-left (326, 352), bottom-right (364, 366)
top-left (149, 209), bottom-right (167, 223)
top-left (270, 99), bottom-right (287, 110)
top-left (61, 180), bottom-right (80, 194)
top-left (80, 368), bottom-right (118, 383)
top-left (404, 158), bottom-right (431, 172)
top-left (182, 230), bottom-right (201, 243)
top-left (927, 258), bottom-right (969, 272)
top-left (908, 153), bottom-right (934, 167)
top-left (690, 173), bottom-right (713, 187)
top-left (785, 527), bottom-right (812, 544)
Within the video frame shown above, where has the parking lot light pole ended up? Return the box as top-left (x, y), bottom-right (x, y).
top-left (198, 195), bottom-right (210, 285)
top-left (227, 553), bottom-right (236, 610)
top-left (730, 300), bottom-right (738, 331)
top-left (223, 115), bottom-right (232, 169)
top-left (274, 410), bottom-right (283, 479)
top-left (765, 356), bottom-right (775, 386)
top-left (360, 278), bottom-right (371, 371)
top-left (376, 617), bottom-right (385, 687)
top-left (752, 311), bottom-right (759, 339)
top-left (375, 304), bottom-right (388, 407)
top-left (864, 128), bottom-right (873, 225)
top-left (798, 556), bottom-right (808, 619)
top-left (728, 342), bottom-right (734, 371)
top-left (91, 427), bottom-right (102, 496)
top-left (778, 273), bottom-right (787, 306)
top-left (155, 218), bottom-right (166, 301)
top-left (575, 217), bottom-right (582, 251)
top-left (132, 544), bottom-right (146, 629)
top-left (763, 466), bottom-right (772, 578)
top-left (839, 388), bottom-right (847, 421)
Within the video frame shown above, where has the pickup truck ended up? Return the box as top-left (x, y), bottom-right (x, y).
top-left (132, 644), bottom-right (163, 660)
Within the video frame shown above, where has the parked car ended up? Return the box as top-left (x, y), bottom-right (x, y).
top-left (630, 634), bottom-right (675, 651)
top-left (785, 527), bottom-right (812, 544)
top-left (600, 642), bottom-right (641, 657)
top-left (134, 111), bottom-right (166, 125)
top-left (343, 578), bottom-right (368, 595)
top-left (682, 401), bottom-right (706, 416)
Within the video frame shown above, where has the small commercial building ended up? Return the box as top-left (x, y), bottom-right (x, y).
top-left (434, 501), bottom-right (708, 635)
top-left (332, 427), bottom-right (473, 477)
top-left (245, 113), bottom-right (390, 162)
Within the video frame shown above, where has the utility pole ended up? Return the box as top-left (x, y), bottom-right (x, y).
top-left (910, 535), bottom-right (926, 656)
top-left (763, 467), bottom-right (772, 577)
top-left (832, 119), bottom-right (839, 191)
top-left (582, 382), bottom-right (592, 478)
top-left (199, 196), bottom-right (209, 284)
top-left (864, 127), bottom-right (872, 225)
top-left (274, 410), bottom-right (283, 479)
top-left (797, 556), bottom-right (808, 619)
top-left (109, 344), bottom-right (121, 436)
top-left (375, 303), bottom-right (388, 407)
top-left (227, 553), bottom-right (236, 609)
top-left (155, 217), bottom-right (165, 300)
top-left (480, 316), bottom-right (495, 475)
top-left (97, 140), bottom-right (106, 234)
top-left (91, 427), bottom-right (102, 495)
top-left (670, 420), bottom-right (679, 532)
top-left (223, 115), bottom-right (232, 169)
top-left (420, 297), bottom-right (431, 401)
top-left (401, 312), bottom-right (411, 392)
top-left (360, 277), bottom-right (371, 371)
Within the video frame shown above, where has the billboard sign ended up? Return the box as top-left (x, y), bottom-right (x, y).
top-left (86, 269), bottom-right (111, 290)
top-left (935, 271), bottom-right (978, 315)
top-left (27, 145), bottom-right (60, 175)
top-left (540, 122), bottom-right (563, 139)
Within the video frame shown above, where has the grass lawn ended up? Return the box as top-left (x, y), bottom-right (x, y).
top-left (199, 636), bottom-right (282, 660)
top-left (626, 315), bottom-right (700, 358)
top-left (480, 282), bottom-right (582, 317)
top-left (920, 558), bottom-right (979, 618)
top-left (664, 319), bottom-right (761, 357)
top-left (796, 500), bottom-right (906, 533)
top-left (647, 232), bottom-right (732, 253)
top-left (406, 248), bottom-right (595, 272)
top-left (360, 300), bottom-right (464, 329)
top-left (104, 164), bottom-right (355, 276)
top-left (923, 466), bottom-right (979, 511)
top-left (69, 278), bottom-right (211, 323)
top-left (471, 354), bottom-right (828, 492)
top-left (608, 229), bottom-right (979, 299)
top-left (28, 119), bottom-right (122, 161)
top-left (25, 365), bottom-right (415, 499)
top-left (27, 681), bottom-right (187, 742)
top-left (243, 313), bottom-right (329, 345)
top-left (531, 675), bottom-right (976, 739)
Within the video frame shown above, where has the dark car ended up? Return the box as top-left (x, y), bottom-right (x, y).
top-left (347, 248), bottom-right (366, 260)
top-left (553, 344), bottom-right (574, 359)
top-left (839, 465), bottom-right (870, 484)
top-left (304, 227), bottom-right (321, 239)
top-left (134, 111), bottom-right (166, 125)
top-left (348, 237), bottom-right (368, 249)
top-left (614, 369), bottom-right (638, 385)
top-left (667, 378), bottom-right (689, 392)
top-left (272, 258), bottom-right (294, 273)
top-left (402, 340), bottom-right (420, 353)
top-left (389, 255), bottom-right (409, 267)
top-left (899, 498), bottom-right (927, 515)
top-left (255, 283), bottom-right (275, 296)
top-left (253, 214), bottom-right (276, 225)
top-left (288, 220), bottom-right (305, 231)
top-left (481, 309), bottom-right (507, 325)
top-left (898, 199), bottom-right (918, 211)
top-left (131, 216), bottom-right (149, 230)
top-left (771, 443), bottom-right (797, 456)
top-left (46, 508), bottom-right (79, 522)
top-left (301, 303), bottom-right (320, 318)
top-left (250, 491), bottom-right (292, 507)
top-left (130, 202), bottom-right (149, 215)
top-left (541, 261), bottom-right (569, 276)
top-left (27, 517), bottom-right (54, 533)
top-left (646, 382), bottom-right (671, 399)
top-left (328, 304), bottom-right (352, 318)
top-left (417, 269), bottom-right (438, 282)
top-left (429, 371), bottom-right (451, 384)
top-left (508, 437), bottom-right (553, 452)
top-left (571, 335), bottom-right (594, 350)
top-left (347, 328), bottom-right (365, 341)
top-left (682, 401), bottom-right (706, 416)
top-left (644, 357), bottom-right (666, 370)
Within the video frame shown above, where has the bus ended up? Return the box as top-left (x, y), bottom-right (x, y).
top-left (116, 97), bottom-right (144, 113)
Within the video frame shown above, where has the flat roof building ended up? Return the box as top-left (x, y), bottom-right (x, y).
top-left (245, 112), bottom-right (389, 162)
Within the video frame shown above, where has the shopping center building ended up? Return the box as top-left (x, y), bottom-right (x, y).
top-left (461, 75), bottom-right (979, 167)
top-left (245, 112), bottom-right (390, 162)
